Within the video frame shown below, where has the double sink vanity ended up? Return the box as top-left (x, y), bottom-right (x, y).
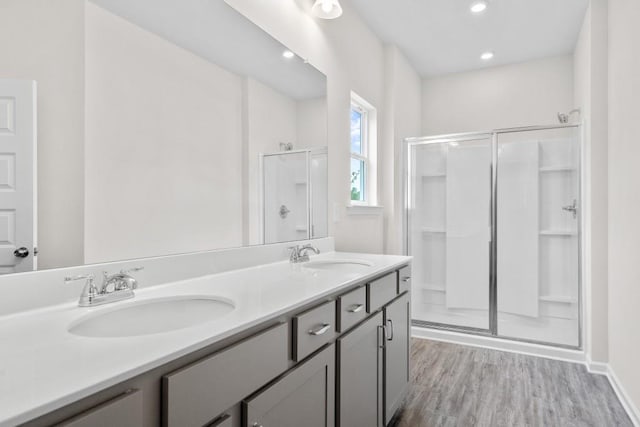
top-left (0, 241), bottom-right (411, 427)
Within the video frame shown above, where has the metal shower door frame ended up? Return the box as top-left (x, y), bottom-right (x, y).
top-left (404, 123), bottom-right (583, 350)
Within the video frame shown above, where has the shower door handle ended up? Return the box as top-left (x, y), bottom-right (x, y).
top-left (562, 199), bottom-right (578, 219)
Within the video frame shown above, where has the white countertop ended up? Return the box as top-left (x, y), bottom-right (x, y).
top-left (0, 251), bottom-right (410, 426)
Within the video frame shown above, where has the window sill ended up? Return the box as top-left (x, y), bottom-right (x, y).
top-left (346, 205), bottom-right (384, 216)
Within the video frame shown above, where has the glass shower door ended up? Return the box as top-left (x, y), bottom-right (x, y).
top-left (496, 127), bottom-right (580, 346)
top-left (408, 136), bottom-right (492, 330)
top-left (262, 151), bottom-right (309, 244)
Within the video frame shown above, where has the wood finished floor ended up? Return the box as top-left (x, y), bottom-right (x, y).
top-left (390, 339), bottom-right (632, 427)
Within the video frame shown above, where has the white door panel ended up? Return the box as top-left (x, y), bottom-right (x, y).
top-left (0, 79), bottom-right (37, 273)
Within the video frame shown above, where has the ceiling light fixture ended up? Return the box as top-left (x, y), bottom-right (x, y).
top-left (311, 0), bottom-right (343, 19)
top-left (282, 50), bottom-right (295, 59)
top-left (481, 51), bottom-right (494, 60)
top-left (470, 1), bottom-right (488, 13)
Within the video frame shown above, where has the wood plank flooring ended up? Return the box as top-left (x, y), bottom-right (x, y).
top-left (390, 339), bottom-right (632, 427)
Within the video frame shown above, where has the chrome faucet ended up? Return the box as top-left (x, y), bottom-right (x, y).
top-left (65, 267), bottom-right (143, 307)
top-left (288, 244), bottom-right (320, 263)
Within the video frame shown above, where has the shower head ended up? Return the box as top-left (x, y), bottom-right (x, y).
top-left (557, 109), bottom-right (581, 124)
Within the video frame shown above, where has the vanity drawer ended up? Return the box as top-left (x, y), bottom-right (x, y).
top-left (59, 389), bottom-right (142, 427)
top-left (163, 322), bottom-right (289, 427)
top-left (293, 300), bottom-right (336, 361)
top-left (367, 272), bottom-right (398, 313)
top-left (337, 285), bottom-right (367, 332)
top-left (398, 265), bottom-right (412, 294)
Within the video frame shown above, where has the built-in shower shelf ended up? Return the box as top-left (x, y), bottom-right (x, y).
top-left (421, 227), bottom-right (446, 234)
top-left (539, 230), bottom-right (577, 236)
top-left (539, 295), bottom-right (577, 304)
top-left (420, 172), bottom-right (446, 178)
top-left (539, 165), bottom-right (576, 172)
top-left (417, 283), bottom-right (446, 292)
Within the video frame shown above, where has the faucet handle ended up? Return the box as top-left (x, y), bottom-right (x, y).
top-left (64, 273), bottom-right (95, 282)
top-left (65, 274), bottom-right (99, 303)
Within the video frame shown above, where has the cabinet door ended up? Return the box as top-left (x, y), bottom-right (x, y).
top-left (244, 344), bottom-right (335, 427)
top-left (337, 311), bottom-right (383, 427)
top-left (58, 389), bottom-right (142, 427)
top-left (383, 293), bottom-right (410, 425)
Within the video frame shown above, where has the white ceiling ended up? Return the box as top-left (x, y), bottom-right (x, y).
top-left (89, 0), bottom-right (326, 100)
top-left (347, 0), bottom-right (589, 77)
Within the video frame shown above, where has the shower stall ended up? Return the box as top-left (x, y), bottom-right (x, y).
top-left (261, 147), bottom-right (328, 244)
top-left (405, 124), bottom-right (581, 348)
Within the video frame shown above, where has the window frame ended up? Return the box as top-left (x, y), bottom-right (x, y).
top-left (350, 102), bottom-right (369, 205)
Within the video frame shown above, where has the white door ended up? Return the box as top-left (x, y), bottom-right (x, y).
top-left (0, 80), bottom-right (37, 273)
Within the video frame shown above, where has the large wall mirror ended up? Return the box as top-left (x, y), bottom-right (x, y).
top-left (0, 0), bottom-right (328, 274)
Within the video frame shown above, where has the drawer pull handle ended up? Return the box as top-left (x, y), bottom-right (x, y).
top-left (347, 304), bottom-right (364, 313)
top-left (401, 276), bottom-right (411, 282)
top-left (386, 319), bottom-right (394, 341)
top-left (308, 323), bottom-right (331, 336)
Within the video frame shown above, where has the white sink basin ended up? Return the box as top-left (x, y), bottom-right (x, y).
top-left (68, 296), bottom-right (235, 338)
top-left (303, 259), bottom-right (374, 273)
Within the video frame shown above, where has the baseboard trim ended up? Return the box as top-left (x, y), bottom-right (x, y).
top-left (412, 325), bottom-right (586, 364)
top-left (607, 365), bottom-right (640, 427)
top-left (412, 326), bottom-right (639, 426)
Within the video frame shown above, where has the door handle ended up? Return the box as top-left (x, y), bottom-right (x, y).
top-left (562, 199), bottom-right (578, 219)
top-left (13, 247), bottom-right (29, 258)
top-left (377, 325), bottom-right (386, 349)
top-left (308, 323), bottom-right (331, 336)
top-left (386, 319), bottom-right (394, 341)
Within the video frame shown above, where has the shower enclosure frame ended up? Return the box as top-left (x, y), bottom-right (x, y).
top-left (404, 123), bottom-right (583, 350)
top-left (260, 147), bottom-right (328, 245)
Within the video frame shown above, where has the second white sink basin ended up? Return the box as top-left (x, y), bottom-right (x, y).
top-left (303, 259), bottom-right (374, 273)
top-left (68, 296), bottom-right (235, 338)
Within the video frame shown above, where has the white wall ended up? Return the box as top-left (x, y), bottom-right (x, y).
top-left (422, 56), bottom-right (574, 135)
top-left (573, 0), bottom-right (609, 364)
top-left (382, 46), bottom-right (422, 255)
top-left (0, 0), bottom-right (85, 269)
top-left (84, 3), bottom-right (244, 263)
top-left (244, 77), bottom-right (298, 245)
top-left (608, 0), bottom-right (640, 416)
top-left (225, 0), bottom-right (389, 254)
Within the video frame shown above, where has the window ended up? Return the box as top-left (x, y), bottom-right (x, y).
top-left (350, 92), bottom-right (377, 206)
top-left (350, 105), bottom-right (367, 202)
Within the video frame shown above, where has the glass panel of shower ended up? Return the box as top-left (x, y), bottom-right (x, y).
top-left (262, 148), bottom-right (328, 244)
top-left (496, 127), bottom-right (580, 347)
top-left (407, 135), bottom-right (492, 331)
top-left (406, 124), bottom-right (581, 348)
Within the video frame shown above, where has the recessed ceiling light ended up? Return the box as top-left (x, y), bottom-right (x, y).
top-left (481, 51), bottom-right (494, 60)
top-left (470, 1), bottom-right (488, 13)
top-left (282, 50), bottom-right (295, 59)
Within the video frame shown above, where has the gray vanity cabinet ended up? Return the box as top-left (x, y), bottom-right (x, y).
top-left (337, 311), bottom-right (384, 427)
top-left (243, 344), bottom-right (335, 427)
top-left (383, 293), bottom-right (410, 425)
top-left (57, 389), bottom-right (142, 427)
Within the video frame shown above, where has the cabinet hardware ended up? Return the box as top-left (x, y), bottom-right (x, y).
top-left (347, 304), bottom-right (364, 313)
top-left (308, 323), bottom-right (331, 336)
top-left (378, 325), bottom-right (386, 349)
top-left (386, 319), bottom-right (394, 341)
top-left (401, 276), bottom-right (411, 282)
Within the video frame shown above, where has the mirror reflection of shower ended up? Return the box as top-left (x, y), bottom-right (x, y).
top-left (557, 108), bottom-right (581, 124)
top-left (261, 147), bottom-right (328, 244)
